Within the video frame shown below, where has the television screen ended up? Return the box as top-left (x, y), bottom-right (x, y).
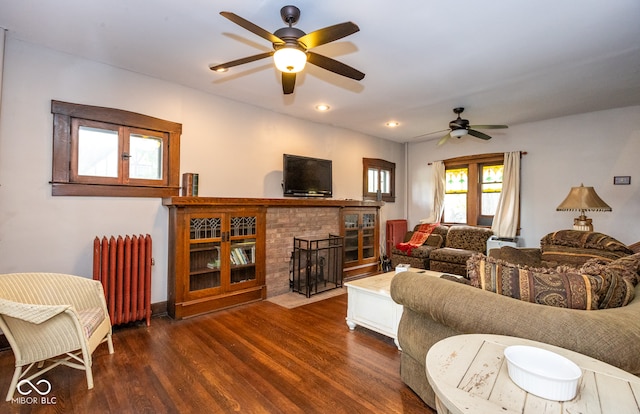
top-left (283, 154), bottom-right (332, 197)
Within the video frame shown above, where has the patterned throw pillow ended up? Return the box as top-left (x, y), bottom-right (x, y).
top-left (467, 253), bottom-right (636, 310)
top-left (468, 254), bottom-right (597, 309)
top-left (541, 230), bottom-right (634, 253)
top-left (603, 252), bottom-right (640, 285)
top-left (579, 253), bottom-right (640, 308)
top-left (541, 244), bottom-right (626, 268)
top-left (540, 230), bottom-right (634, 268)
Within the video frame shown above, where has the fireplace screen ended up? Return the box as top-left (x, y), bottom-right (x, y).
top-left (290, 235), bottom-right (344, 297)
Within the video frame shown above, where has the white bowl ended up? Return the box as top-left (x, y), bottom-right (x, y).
top-left (504, 345), bottom-right (582, 401)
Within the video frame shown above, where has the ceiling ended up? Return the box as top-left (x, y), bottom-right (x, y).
top-left (2, 1), bottom-right (640, 143)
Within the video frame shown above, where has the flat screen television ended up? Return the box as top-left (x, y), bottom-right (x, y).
top-left (282, 154), bottom-right (333, 197)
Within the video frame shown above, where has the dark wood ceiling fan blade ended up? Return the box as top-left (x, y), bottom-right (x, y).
top-left (297, 22), bottom-right (360, 49)
top-left (220, 12), bottom-right (284, 44)
top-left (468, 129), bottom-right (492, 140)
top-left (437, 132), bottom-right (452, 146)
top-left (469, 125), bottom-right (509, 129)
top-left (307, 52), bottom-right (365, 80)
top-left (282, 72), bottom-right (296, 94)
top-left (209, 52), bottom-right (274, 71)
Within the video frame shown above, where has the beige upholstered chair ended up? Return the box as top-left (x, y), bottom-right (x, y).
top-left (0, 273), bottom-right (114, 401)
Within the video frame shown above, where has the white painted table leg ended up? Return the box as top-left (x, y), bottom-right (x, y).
top-left (346, 318), bottom-right (357, 330)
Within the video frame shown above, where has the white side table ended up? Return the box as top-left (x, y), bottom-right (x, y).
top-left (426, 334), bottom-right (640, 414)
top-left (345, 269), bottom-right (442, 348)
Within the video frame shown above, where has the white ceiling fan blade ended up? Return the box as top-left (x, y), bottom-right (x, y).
top-left (437, 132), bottom-right (452, 146)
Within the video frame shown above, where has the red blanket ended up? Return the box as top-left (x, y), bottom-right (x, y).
top-left (396, 223), bottom-right (439, 255)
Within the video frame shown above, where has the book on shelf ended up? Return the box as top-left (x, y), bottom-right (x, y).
top-left (239, 248), bottom-right (250, 264)
top-left (229, 245), bottom-right (255, 265)
top-left (230, 250), bottom-right (238, 265)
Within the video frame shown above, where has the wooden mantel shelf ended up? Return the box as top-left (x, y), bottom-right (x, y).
top-left (162, 196), bottom-right (384, 208)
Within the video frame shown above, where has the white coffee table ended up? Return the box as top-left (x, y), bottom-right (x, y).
top-left (345, 269), bottom-right (442, 348)
top-left (426, 334), bottom-right (640, 414)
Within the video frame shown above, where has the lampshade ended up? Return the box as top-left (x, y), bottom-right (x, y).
top-left (273, 47), bottom-right (307, 73)
top-left (450, 129), bottom-right (468, 138)
top-left (556, 184), bottom-right (611, 231)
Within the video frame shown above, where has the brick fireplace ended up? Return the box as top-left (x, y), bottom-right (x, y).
top-left (265, 207), bottom-right (340, 297)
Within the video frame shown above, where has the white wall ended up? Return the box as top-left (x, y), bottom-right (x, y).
top-left (0, 37), bottom-right (406, 302)
top-left (407, 106), bottom-right (640, 247)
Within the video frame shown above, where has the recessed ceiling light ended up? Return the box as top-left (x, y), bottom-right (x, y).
top-left (385, 121), bottom-right (400, 127)
top-left (315, 104), bottom-right (331, 112)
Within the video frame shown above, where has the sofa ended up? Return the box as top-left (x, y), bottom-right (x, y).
top-left (390, 230), bottom-right (640, 409)
top-left (390, 224), bottom-right (493, 276)
top-left (428, 225), bottom-right (493, 276)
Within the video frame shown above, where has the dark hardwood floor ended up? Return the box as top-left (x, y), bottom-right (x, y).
top-left (0, 293), bottom-right (434, 413)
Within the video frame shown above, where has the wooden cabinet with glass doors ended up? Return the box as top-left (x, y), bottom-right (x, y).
top-left (164, 199), bottom-right (266, 319)
top-left (341, 207), bottom-right (379, 279)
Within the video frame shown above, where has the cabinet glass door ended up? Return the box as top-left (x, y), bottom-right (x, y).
top-left (361, 213), bottom-right (376, 260)
top-left (343, 213), bottom-right (360, 263)
top-left (189, 217), bottom-right (222, 292)
top-left (229, 215), bottom-right (258, 288)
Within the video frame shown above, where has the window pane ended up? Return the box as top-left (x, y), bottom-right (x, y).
top-left (380, 169), bottom-right (390, 193)
top-left (445, 168), bottom-right (468, 193)
top-left (130, 134), bottom-right (163, 180)
top-left (367, 168), bottom-right (379, 192)
top-left (482, 165), bottom-right (503, 184)
top-left (78, 126), bottom-right (119, 177)
top-left (481, 192), bottom-right (501, 215)
top-left (444, 193), bottom-right (467, 223)
top-left (481, 164), bottom-right (503, 215)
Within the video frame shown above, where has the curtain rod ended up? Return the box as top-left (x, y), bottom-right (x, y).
top-left (427, 151), bottom-right (527, 166)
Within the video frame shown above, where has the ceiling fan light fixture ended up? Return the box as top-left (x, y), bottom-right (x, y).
top-left (209, 64), bottom-right (228, 73)
top-left (274, 47), bottom-right (307, 73)
top-left (451, 129), bottom-right (468, 138)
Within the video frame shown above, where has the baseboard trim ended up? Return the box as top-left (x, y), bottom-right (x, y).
top-left (151, 301), bottom-right (167, 317)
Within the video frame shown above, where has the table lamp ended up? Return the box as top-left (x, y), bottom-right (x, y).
top-left (556, 184), bottom-right (611, 231)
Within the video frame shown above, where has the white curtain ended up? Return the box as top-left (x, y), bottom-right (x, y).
top-left (491, 151), bottom-right (521, 237)
top-left (422, 161), bottom-right (445, 223)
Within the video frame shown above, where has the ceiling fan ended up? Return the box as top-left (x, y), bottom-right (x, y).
top-left (418, 108), bottom-right (508, 145)
top-left (209, 5), bottom-right (365, 95)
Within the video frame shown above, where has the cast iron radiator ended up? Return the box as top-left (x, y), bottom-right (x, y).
top-left (92, 234), bottom-right (152, 326)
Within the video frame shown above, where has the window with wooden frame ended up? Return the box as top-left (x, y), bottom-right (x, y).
top-left (51, 100), bottom-right (182, 197)
top-left (443, 153), bottom-right (507, 226)
top-left (363, 158), bottom-right (395, 202)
